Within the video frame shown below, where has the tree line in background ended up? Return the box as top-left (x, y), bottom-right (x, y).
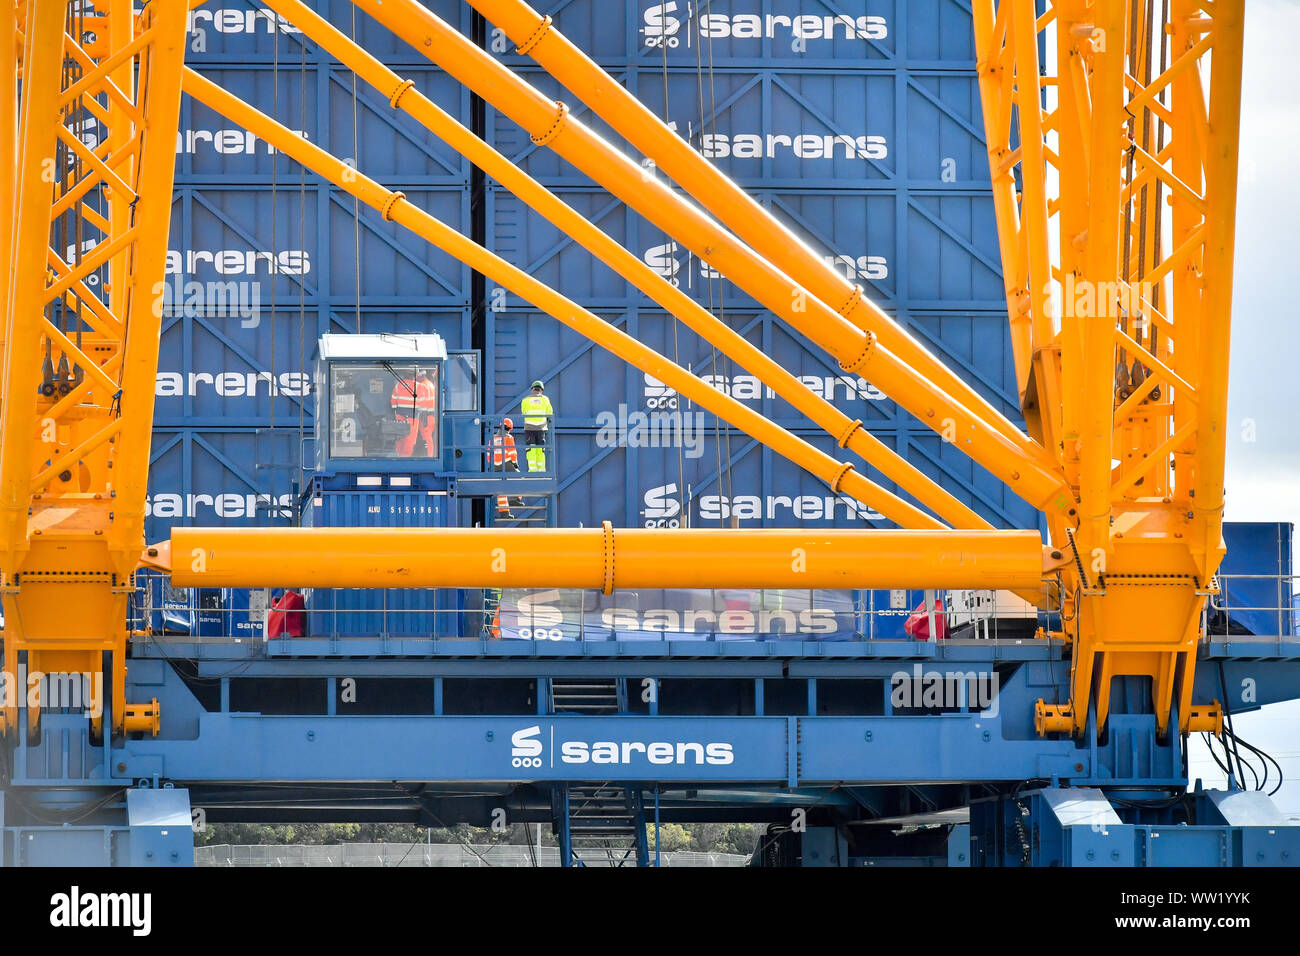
top-left (195, 821), bottom-right (763, 857)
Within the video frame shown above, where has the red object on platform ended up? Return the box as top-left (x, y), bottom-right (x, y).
top-left (267, 589), bottom-right (306, 638)
top-left (904, 600), bottom-right (947, 641)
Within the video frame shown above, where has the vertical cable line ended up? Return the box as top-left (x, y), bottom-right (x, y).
top-left (701, 0), bottom-right (735, 526)
top-left (270, 18), bottom-right (280, 529)
top-left (297, 17), bottom-right (309, 520)
top-left (692, 0), bottom-right (724, 530)
top-left (658, 0), bottom-right (686, 526)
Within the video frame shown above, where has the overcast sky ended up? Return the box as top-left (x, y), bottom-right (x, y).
top-left (1186, 0), bottom-right (1300, 816)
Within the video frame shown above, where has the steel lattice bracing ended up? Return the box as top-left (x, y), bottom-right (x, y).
top-left (1, 1), bottom-right (187, 733)
top-left (971, 0), bottom-right (1243, 734)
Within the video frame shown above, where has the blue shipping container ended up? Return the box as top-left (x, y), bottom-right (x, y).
top-left (298, 481), bottom-right (456, 637)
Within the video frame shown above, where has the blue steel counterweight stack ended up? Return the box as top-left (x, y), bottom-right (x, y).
top-left (483, 0), bottom-right (1033, 533)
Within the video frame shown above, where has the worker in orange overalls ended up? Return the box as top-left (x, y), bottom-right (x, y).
top-left (390, 369), bottom-right (437, 457)
top-left (492, 417), bottom-right (521, 519)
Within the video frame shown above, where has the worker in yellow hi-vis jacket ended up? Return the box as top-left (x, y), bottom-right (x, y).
top-left (521, 380), bottom-right (553, 472)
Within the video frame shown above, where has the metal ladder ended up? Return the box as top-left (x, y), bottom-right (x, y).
top-left (550, 677), bottom-right (649, 866)
top-left (551, 676), bottom-right (622, 714)
top-left (491, 491), bottom-right (553, 527)
top-left (559, 783), bottom-right (650, 868)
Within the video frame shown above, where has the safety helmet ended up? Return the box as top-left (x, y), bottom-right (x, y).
top-left (502, 417), bottom-right (514, 430)
top-left (530, 380), bottom-right (544, 390)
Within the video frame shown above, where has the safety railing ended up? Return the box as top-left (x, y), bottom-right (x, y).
top-left (1205, 573), bottom-right (1298, 638)
top-left (446, 413), bottom-right (556, 481)
top-left (127, 574), bottom-right (1050, 646)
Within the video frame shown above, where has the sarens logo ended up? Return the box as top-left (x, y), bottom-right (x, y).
top-left (145, 491), bottom-right (292, 520)
top-left (156, 370), bottom-right (310, 398)
top-left (177, 128), bottom-right (306, 155)
top-left (643, 2), bottom-right (887, 46)
top-left (510, 723), bottom-right (735, 768)
top-left (701, 132), bottom-right (887, 161)
top-left (164, 249), bottom-right (311, 277)
top-left (644, 242), bottom-right (888, 285)
top-left (642, 370), bottom-right (884, 410)
top-left (643, 483), bottom-right (884, 526)
top-left (188, 8), bottom-right (300, 35)
top-left (511, 725), bottom-right (543, 768)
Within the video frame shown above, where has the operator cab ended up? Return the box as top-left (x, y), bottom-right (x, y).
top-left (316, 333), bottom-right (452, 472)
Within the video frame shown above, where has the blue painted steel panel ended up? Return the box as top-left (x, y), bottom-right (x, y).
top-left (488, 307), bottom-right (1021, 423)
top-left (154, 308), bottom-right (471, 428)
top-left (184, 0), bottom-right (470, 63)
top-left (167, 185), bottom-right (471, 308)
top-left (174, 65), bottom-right (470, 186)
top-left (541, 426), bottom-right (1037, 531)
top-left (489, 67), bottom-right (898, 189)
top-left (486, 297), bottom-right (1034, 529)
top-left (1218, 522), bottom-right (1295, 636)
top-left (299, 482), bottom-right (454, 637)
top-left (488, 185), bottom-right (899, 307)
top-left (144, 429), bottom-right (301, 545)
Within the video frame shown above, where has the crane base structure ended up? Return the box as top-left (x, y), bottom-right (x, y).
top-left (3, 0), bottom-right (1297, 869)
top-left (4, 621), bottom-right (1299, 867)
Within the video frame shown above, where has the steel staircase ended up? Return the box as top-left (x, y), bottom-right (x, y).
top-left (550, 677), bottom-right (649, 866)
top-left (491, 491), bottom-right (553, 527)
top-left (560, 784), bottom-right (649, 868)
top-left (551, 677), bottom-right (621, 714)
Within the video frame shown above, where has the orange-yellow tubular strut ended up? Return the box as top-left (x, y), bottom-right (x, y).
top-left (181, 68), bottom-right (934, 529)
top-left (1191, 0), bottom-right (1244, 579)
top-left (261, 0), bottom-right (985, 532)
top-left (465, 0), bottom-right (1043, 453)
top-left (167, 527), bottom-right (1052, 592)
top-left (348, 0), bottom-right (1071, 515)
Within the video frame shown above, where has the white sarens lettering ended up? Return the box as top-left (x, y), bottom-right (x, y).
top-left (176, 128), bottom-right (307, 155)
top-left (156, 370), bottom-right (310, 399)
top-left (188, 8), bottom-right (301, 35)
top-left (701, 132), bottom-right (888, 161)
top-left (559, 739), bottom-right (735, 766)
top-left (164, 249), bottom-right (311, 276)
top-left (601, 605), bottom-right (838, 636)
top-left (145, 492), bottom-right (293, 520)
top-left (644, 242), bottom-right (887, 285)
top-left (643, 3), bottom-right (887, 44)
top-left (642, 483), bottom-right (884, 525)
top-left (643, 370), bottom-right (885, 408)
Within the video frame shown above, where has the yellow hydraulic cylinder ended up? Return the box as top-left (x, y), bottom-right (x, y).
top-left (260, 0), bottom-right (984, 531)
top-left (167, 526), bottom-right (1051, 592)
top-left (183, 68), bottom-right (935, 529)
top-left (466, 0), bottom-right (1037, 453)
top-left (348, 0), bottom-right (1070, 515)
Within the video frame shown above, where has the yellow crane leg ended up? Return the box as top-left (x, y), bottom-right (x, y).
top-left (1075, 2), bottom-right (1127, 565)
top-left (182, 68), bottom-right (937, 529)
top-left (1191, 0), bottom-right (1244, 579)
top-left (165, 526), bottom-right (1054, 592)
top-left (347, 0), bottom-right (1071, 516)
top-left (465, 0), bottom-right (1038, 454)
top-left (1, 0), bottom-right (64, 566)
top-left (260, 0), bottom-right (984, 532)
